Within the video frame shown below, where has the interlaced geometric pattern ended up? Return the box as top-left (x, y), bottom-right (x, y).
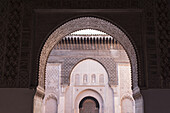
top-left (45, 64), bottom-right (60, 92)
top-left (3, 0), bottom-right (23, 87)
top-left (0, 0), bottom-right (23, 87)
top-left (61, 57), bottom-right (117, 85)
top-left (0, 0), bottom-right (8, 85)
top-left (142, 0), bottom-right (160, 88)
top-left (156, 0), bottom-right (170, 88)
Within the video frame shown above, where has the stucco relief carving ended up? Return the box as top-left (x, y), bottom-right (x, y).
top-left (38, 17), bottom-right (138, 90)
top-left (45, 63), bottom-right (60, 94)
top-left (72, 73), bottom-right (105, 85)
top-left (61, 57), bottom-right (116, 86)
top-left (119, 64), bottom-right (132, 97)
top-left (121, 93), bottom-right (135, 113)
top-left (44, 93), bottom-right (58, 113)
top-left (44, 93), bottom-right (58, 103)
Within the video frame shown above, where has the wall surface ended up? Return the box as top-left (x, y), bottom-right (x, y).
top-left (0, 88), bottom-right (35, 113)
top-left (141, 89), bottom-right (170, 113)
top-left (0, 88), bottom-right (170, 113)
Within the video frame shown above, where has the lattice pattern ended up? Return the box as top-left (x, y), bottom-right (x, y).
top-left (19, 27), bottom-right (31, 87)
top-left (141, 0), bottom-right (160, 88)
top-left (156, 0), bottom-right (170, 88)
top-left (3, 0), bottom-right (23, 87)
top-left (61, 57), bottom-right (117, 85)
top-left (0, 0), bottom-right (8, 85)
top-left (0, 0), bottom-right (23, 87)
top-left (45, 64), bottom-right (60, 91)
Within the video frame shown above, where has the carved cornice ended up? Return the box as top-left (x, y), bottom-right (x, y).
top-left (55, 35), bottom-right (123, 50)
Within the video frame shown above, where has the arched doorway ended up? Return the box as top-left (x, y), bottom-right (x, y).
top-left (34, 17), bottom-right (144, 113)
top-left (79, 96), bottom-right (99, 113)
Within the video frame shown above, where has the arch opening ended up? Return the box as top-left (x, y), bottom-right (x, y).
top-left (79, 96), bottom-right (100, 108)
top-left (79, 96), bottom-right (100, 113)
top-left (34, 17), bottom-right (143, 113)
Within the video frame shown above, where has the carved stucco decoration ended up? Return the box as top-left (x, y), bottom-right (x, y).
top-left (38, 17), bottom-right (138, 90)
top-left (45, 63), bottom-right (60, 94)
top-left (119, 64), bottom-right (132, 98)
top-left (61, 57), bottom-right (117, 85)
top-left (121, 93), bottom-right (134, 102)
top-left (44, 93), bottom-right (58, 104)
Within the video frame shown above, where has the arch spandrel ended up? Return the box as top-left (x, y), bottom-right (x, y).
top-left (39, 17), bottom-right (138, 89)
top-left (61, 57), bottom-right (116, 86)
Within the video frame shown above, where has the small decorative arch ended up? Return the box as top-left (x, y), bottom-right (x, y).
top-left (121, 94), bottom-right (135, 113)
top-left (75, 74), bottom-right (80, 85)
top-left (83, 74), bottom-right (88, 84)
top-left (99, 74), bottom-right (104, 84)
top-left (43, 93), bottom-right (58, 104)
top-left (91, 74), bottom-right (96, 83)
top-left (121, 93), bottom-right (134, 103)
top-left (43, 93), bottom-right (58, 113)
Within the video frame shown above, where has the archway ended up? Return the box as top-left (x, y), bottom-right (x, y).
top-left (34, 17), bottom-right (143, 113)
top-left (66, 59), bottom-right (112, 113)
top-left (74, 89), bottom-right (104, 113)
top-left (44, 94), bottom-right (58, 113)
top-left (79, 96), bottom-right (99, 113)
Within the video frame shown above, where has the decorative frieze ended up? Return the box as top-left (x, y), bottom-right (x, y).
top-left (54, 35), bottom-right (123, 50)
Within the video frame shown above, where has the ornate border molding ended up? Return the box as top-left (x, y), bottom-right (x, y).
top-left (38, 17), bottom-right (138, 90)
